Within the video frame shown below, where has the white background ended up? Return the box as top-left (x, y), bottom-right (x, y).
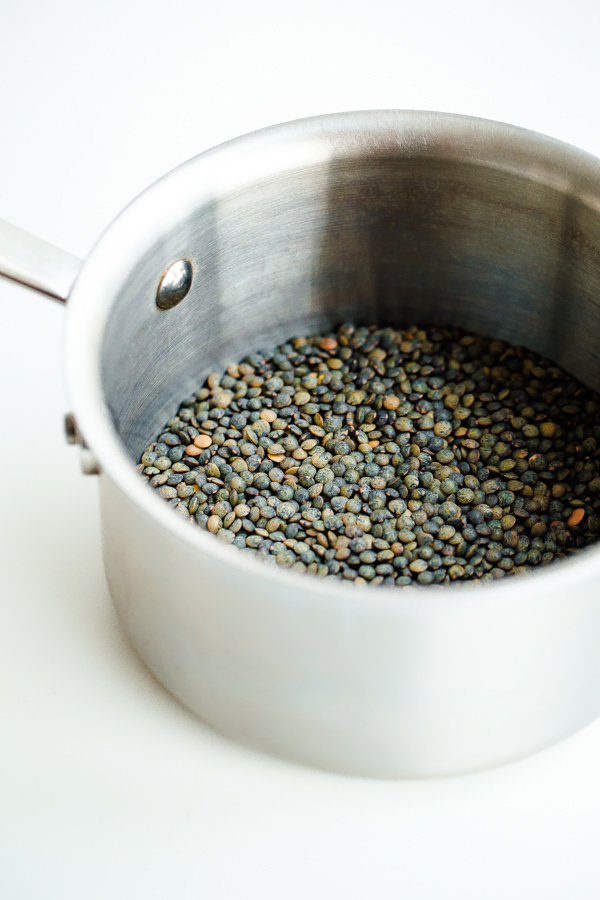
top-left (2, 1), bottom-right (600, 897)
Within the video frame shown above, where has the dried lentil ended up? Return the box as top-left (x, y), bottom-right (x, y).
top-left (139, 324), bottom-right (600, 586)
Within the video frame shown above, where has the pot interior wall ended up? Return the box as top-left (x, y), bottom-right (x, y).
top-left (101, 155), bottom-right (600, 459)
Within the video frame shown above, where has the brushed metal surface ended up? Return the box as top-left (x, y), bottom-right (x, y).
top-left (101, 472), bottom-right (600, 777)
top-left (8, 110), bottom-right (600, 775)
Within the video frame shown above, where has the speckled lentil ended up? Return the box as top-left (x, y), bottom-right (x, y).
top-left (139, 324), bottom-right (600, 586)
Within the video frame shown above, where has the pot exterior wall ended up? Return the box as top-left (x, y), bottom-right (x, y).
top-left (100, 474), bottom-right (600, 777)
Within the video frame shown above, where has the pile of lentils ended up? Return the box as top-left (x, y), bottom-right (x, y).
top-left (138, 324), bottom-right (600, 587)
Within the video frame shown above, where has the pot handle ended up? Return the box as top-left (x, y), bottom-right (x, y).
top-left (0, 218), bottom-right (82, 304)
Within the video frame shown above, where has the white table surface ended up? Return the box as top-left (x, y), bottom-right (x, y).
top-left (2, 1), bottom-right (600, 896)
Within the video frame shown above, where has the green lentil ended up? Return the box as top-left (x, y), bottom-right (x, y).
top-left (139, 323), bottom-right (600, 587)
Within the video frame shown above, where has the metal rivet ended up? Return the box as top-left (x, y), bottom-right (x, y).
top-left (64, 412), bottom-right (79, 444)
top-left (80, 447), bottom-right (101, 476)
top-left (156, 258), bottom-right (193, 310)
top-left (64, 413), bottom-right (100, 475)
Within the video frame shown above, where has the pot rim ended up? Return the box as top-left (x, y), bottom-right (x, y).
top-left (64, 108), bottom-right (600, 609)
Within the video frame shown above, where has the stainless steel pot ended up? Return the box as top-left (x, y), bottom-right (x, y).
top-left (2, 110), bottom-right (600, 778)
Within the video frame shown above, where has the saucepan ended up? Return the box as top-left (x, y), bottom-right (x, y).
top-left (2, 110), bottom-right (600, 778)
